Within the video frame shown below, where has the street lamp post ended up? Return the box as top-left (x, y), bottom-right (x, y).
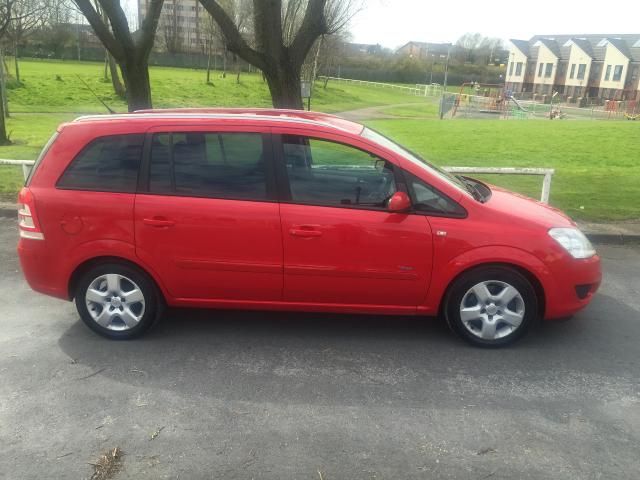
top-left (439, 44), bottom-right (452, 120)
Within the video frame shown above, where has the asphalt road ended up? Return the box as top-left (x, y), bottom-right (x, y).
top-left (0, 216), bottom-right (639, 479)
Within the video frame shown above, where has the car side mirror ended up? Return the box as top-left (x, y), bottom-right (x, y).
top-left (387, 191), bottom-right (411, 213)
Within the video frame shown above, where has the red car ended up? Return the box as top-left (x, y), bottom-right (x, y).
top-left (17, 109), bottom-right (601, 347)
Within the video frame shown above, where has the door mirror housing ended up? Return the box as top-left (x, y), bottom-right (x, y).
top-left (387, 191), bottom-right (411, 213)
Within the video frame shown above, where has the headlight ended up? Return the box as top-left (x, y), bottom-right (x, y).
top-left (548, 227), bottom-right (596, 259)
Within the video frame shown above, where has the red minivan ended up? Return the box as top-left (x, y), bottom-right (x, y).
top-left (17, 109), bottom-right (601, 347)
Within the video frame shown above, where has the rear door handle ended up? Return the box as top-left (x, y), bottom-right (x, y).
top-left (143, 217), bottom-right (175, 228)
top-left (289, 225), bottom-right (323, 238)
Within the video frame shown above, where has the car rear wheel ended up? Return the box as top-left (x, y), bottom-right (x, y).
top-left (445, 266), bottom-right (537, 347)
top-left (75, 263), bottom-right (161, 339)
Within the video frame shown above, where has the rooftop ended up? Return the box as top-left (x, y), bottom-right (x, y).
top-left (510, 34), bottom-right (640, 62)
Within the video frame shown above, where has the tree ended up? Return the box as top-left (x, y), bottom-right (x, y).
top-left (73, 0), bottom-right (165, 111)
top-left (8, 0), bottom-right (47, 84)
top-left (0, 0), bottom-right (14, 144)
top-left (199, 0), bottom-right (358, 109)
top-left (93, 2), bottom-right (125, 98)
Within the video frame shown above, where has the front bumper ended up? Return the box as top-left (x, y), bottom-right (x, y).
top-left (544, 254), bottom-right (601, 319)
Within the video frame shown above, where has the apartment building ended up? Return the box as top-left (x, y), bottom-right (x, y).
top-left (138, 0), bottom-right (206, 53)
top-left (505, 34), bottom-right (640, 100)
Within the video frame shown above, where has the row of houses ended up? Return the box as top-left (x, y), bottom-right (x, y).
top-left (505, 34), bottom-right (640, 100)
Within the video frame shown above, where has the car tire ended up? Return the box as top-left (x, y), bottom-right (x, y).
top-left (444, 266), bottom-right (537, 348)
top-left (75, 262), bottom-right (162, 340)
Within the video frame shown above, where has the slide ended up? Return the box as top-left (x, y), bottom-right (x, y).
top-left (507, 95), bottom-right (528, 111)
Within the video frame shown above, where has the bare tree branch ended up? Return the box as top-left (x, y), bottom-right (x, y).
top-left (289, 0), bottom-right (328, 64)
top-left (199, 0), bottom-right (266, 70)
top-left (72, 0), bottom-right (123, 58)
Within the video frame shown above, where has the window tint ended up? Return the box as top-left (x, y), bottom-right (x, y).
top-left (282, 135), bottom-right (396, 209)
top-left (404, 171), bottom-right (465, 217)
top-left (149, 132), bottom-right (268, 201)
top-left (57, 134), bottom-right (143, 192)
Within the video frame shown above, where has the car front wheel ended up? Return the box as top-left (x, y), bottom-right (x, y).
top-left (445, 266), bottom-right (538, 347)
top-left (75, 263), bottom-right (161, 339)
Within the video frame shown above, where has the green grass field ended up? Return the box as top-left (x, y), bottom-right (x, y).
top-left (0, 58), bottom-right (638, 222)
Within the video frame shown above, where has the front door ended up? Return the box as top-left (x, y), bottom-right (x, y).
top-left (135, 127), bottom-right (282, 302)
top-left (276, 133), bottom-right (433, 309)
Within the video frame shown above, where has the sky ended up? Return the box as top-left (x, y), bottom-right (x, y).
top-left (349, 0), bottom-right (640, 48)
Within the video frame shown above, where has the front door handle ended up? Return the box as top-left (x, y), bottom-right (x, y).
top-left (289, 225), bottom-right (322, 238)
top-left (143, 217), bottom-right (175, 228)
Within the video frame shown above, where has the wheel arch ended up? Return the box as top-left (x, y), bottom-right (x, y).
top-left (67, 255), bottom-right (167, 304)
top-left (438, 262), bottom-right (546, 319)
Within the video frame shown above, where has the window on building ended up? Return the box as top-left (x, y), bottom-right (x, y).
top-left (509, 62), bottom-right (514, 76)
top-left (57, 135), bottom-right (144, 193)
top-left (604, 65), bottom-right (611, 81)
top-left (538, 63), bottom-right (544, 77)
top-left (577, 64), bottom-right (586, 80)
top-left (544, 63), bottom-right (553, 78)
top-left (515, 62), bottom-right (523, 76)
top-left (570, 63), bottom-right (576, 79)
top-left (149, 132), bottom-right (269, 201)
top-left (612, 65), bottom-right (623, 82)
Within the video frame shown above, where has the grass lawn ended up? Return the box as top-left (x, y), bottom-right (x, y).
top-left (0, 59), bottom-right (638, 222)
top-left (6, 58), bottom-right (426, 114)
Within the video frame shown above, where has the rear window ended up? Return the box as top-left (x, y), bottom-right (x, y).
top-left (57, 134), bottom-right (144, 193)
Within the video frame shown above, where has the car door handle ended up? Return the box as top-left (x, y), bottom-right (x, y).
top-left (289, 225), bottom-right (323, 238)
top-left (143, 217), bottom-right (175, 228)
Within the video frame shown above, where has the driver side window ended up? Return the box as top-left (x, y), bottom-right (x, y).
top-left (281, 135), bottom-right (396, 209)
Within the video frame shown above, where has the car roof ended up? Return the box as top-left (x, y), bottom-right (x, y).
top-left (70, 108), bottom-right (364, 136)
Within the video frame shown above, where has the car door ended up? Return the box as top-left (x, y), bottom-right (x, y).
top-left (134, 125), bottom-right (283, 302)
top-left (275, 130), bottom-right (433, 310)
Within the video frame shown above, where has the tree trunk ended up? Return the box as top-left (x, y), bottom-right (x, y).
top-left (104, 51), bottom-right (109, 80)
top-left (222, 49), bottom-right (227, 78)
top-left (264, 64), bottom-right (304, 109)
top-left (13, 40), bottom-right (20, 84)
top-left (0, 85), bottom-right (9, 145)
top-left (235, 55), bottom-right (240, 84)
top-left (206, 41), bottom-right (211, 84)
top-left (108, 54), bottom-right (125, 98)
top-left (120, 60), bottom-right (152, 112)
top-left (311, 36), bottom-right (322, 87)
top-left (0, 49), bottom-right (9, 118)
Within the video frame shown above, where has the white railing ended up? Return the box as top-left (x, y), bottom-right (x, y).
top-left (443, 167), bottom-right (555, 203)
top-left (0, 159), bottom-right (34, 180)
top-left (319, 76), bottom-right (429, 96)
top-left (1, 159), bottom-right (554, 204)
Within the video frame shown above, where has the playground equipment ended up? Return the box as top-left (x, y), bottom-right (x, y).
top-left (451, 83), bottom-right (529, 119)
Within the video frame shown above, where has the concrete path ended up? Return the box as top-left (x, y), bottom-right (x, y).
top-left (338, 102), bottom-right (434, 121)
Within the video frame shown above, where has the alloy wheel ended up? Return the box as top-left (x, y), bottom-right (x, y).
top-left (459, 280), bottom-right (525, 340)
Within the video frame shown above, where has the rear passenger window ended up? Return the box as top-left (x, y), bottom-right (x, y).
top-left (57, 134), bottom-right (143, 192)
top-left (149, 132), bottom-right (268, 201)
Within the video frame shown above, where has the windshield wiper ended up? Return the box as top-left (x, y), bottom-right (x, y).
top-left (456, 175), bottom-right (483, 202)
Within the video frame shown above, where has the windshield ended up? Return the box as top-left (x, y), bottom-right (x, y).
top-left (361, 127), bottom-right (469, 195)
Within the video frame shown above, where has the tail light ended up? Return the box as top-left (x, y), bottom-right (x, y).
top-left (17, 187), bottom-right (44, 240)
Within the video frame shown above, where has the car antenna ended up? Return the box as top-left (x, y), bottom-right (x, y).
top-left (75, 74), bottom-right (117, 114)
